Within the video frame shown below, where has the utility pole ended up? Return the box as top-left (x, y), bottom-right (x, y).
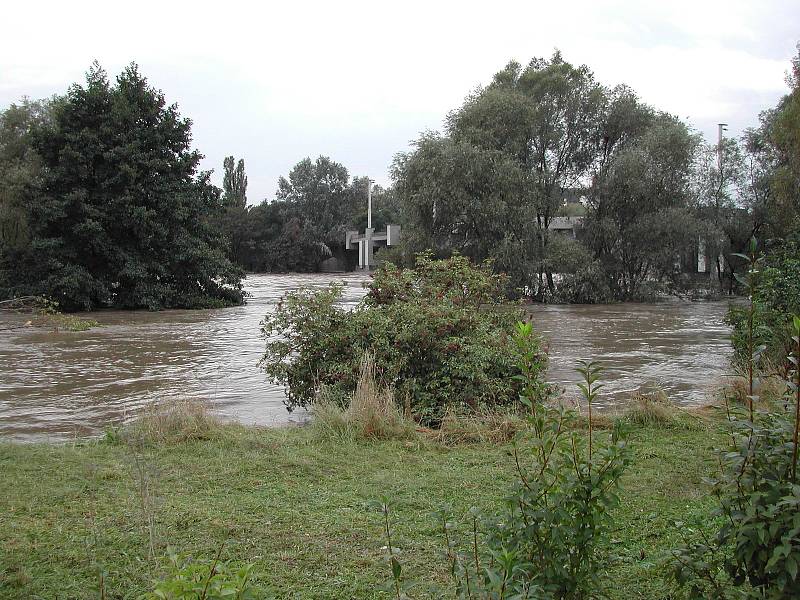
top-left (717, 123), bottom-right (728, 171)
top-left (367, 178), bottom-right (374, 229)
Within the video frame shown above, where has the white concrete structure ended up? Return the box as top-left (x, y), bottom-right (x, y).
top-left (346, 225), bottom-right (401, 270)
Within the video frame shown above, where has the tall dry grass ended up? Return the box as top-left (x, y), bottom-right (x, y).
top-left (312, 355), bottom-right (418, 441)
top-left (723, 375), bottom-right (788, 408)
top-left (122, 398), bottom-right (221, 445)
top-left (622, 386), bottom-right (678, 426)
top-left (432, 407), bottom-right (526, 445)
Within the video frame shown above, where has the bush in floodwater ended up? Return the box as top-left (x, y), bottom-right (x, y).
top-left (0, 295), bottom-right (99, 331)
top-left (312, 354), bottom-right (418, 442)
top-left (261, 253), bottom-right (550, 426)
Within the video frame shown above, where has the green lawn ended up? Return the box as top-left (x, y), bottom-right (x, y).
top-left (0, 417), bottom-right (726, 599)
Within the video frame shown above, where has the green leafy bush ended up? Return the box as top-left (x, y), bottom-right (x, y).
top-left (727, 238), bottom-right (800, 376)
top-left (672, 411), bottom-right (800, 599)
top-left (261, 254), bottom-right (548, 425)
top-left (672, 317), bottom-right (800, 599)
top-left (379, 323), bottom-right (632, 598)
top-left (142, 548), bottom-right (266, 600)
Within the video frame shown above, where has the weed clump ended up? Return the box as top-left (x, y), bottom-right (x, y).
top-left (622, 386), bottom-right (679, 426)
top-left (432, 407), bottom-right (526, 445)
top-left (723, 374), bottom-right (788, 408)
top-left (123, 398), bottom-right (221, 446)
top-left (312, 355), bottom-right (417, 442)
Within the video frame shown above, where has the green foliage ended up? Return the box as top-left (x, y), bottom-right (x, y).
top-left (222, 156), bottom-right (247, 209)
top-left (275, 155), bottom-right (361, 257)
top-left (394, 52), bottom-right (608, 300)
top-left (672, 410), bottom-right (800, 599)
top-left (261, 254), bottom-right (547, 424)
top-left (760, 45), bottom-right (800, 238)
top-left (33, 296), bottom-right (99, 331)
top-left (380, 326), bottom-right (632, 598)
top-left (0, 99), bottom-right (50, 254)
top-left (214, 157), bottom-right (399, 273)
top-left (0, 63), bottom-right (243, 310)
top-left (672, 318), bottom-right (800, 599)
top-left (393, 51), bottom-right (713, 302)
top-left (586, 110), bottom-right (703, 300)
top-left (555, 260), bottom-right (615, 304)
top-left (476, 356), bottom-right (631, 598)
top-left (727, 238), bottom-right (800, 376)
top-left (142, 548), bottom-right (266, 599)
top-left (391, 133), bottom-right (527, 268)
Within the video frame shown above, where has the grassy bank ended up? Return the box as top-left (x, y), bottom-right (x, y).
top-left (0, 415), bottom-right (725, 599)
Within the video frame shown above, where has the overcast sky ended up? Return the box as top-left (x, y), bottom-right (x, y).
top-left (1, 1), bottom-right (798, 204)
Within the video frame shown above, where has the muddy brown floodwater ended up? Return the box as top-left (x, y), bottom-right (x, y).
top-left (0, 273), bottom-right (734, 441)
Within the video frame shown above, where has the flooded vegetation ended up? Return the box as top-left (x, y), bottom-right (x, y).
top-left (0, 273), bottom-right (732, 441)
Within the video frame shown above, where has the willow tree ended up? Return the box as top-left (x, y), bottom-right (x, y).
top-left (585, 112), bottom-right (702, 299)
top-left (395, 52), bottom-right (605, 298)
top-left (0, 99), bottom-right (51, 258)
top-left (448, 52), bottom-right (605, 297)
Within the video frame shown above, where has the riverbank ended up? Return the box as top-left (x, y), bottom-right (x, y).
top-left (0, 413), bottom-right (726, 599)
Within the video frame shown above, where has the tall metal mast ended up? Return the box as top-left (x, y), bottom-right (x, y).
top-left (367, 178), bottom-right (374, 229)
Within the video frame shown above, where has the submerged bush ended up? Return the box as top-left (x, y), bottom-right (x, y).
top-left (261, 254), bottom-right (549, 425)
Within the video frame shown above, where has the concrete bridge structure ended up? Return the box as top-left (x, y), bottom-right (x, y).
top-left (345, 225), bottom-right (401, 270)
top-left (344, 180), bottom-right (401, 270)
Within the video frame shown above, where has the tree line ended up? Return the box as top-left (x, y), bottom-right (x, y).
top-left (1, 49), bottom-right (798, 310)
top-left (213, 156), bottom-right (398, 273)
top-left (391, 50), bottom-right (800, 301)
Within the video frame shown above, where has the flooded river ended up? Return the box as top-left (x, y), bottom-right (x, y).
top-left (0, 273), bottom-right (733, 441)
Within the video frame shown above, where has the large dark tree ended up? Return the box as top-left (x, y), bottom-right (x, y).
top-left (0, 62), bottom-right (243, 310)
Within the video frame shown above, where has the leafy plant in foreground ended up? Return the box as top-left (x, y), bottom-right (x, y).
top-left (476, 333), bottom-right (630, 599)
top-left (371, 496), bottom-right (413, 600)
top-left (141, 545), bottom-right (266, 600)
top-left (729, 238), bottom-right (767, 421)
top-left (672, 316), bottom-right (800, 599)
top-left (378, 322), bottom-right (631, 598)
top-left (727, 237), bottom-right (800, 381)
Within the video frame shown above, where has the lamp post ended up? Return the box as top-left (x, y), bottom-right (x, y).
top-left (367, 178), bottom-right (374, 229)
top-left (717, 123), bottom-right (728, 171)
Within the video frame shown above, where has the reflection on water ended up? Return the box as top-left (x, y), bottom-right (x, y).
top-left (0, 273), bottom-right (733, 441)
